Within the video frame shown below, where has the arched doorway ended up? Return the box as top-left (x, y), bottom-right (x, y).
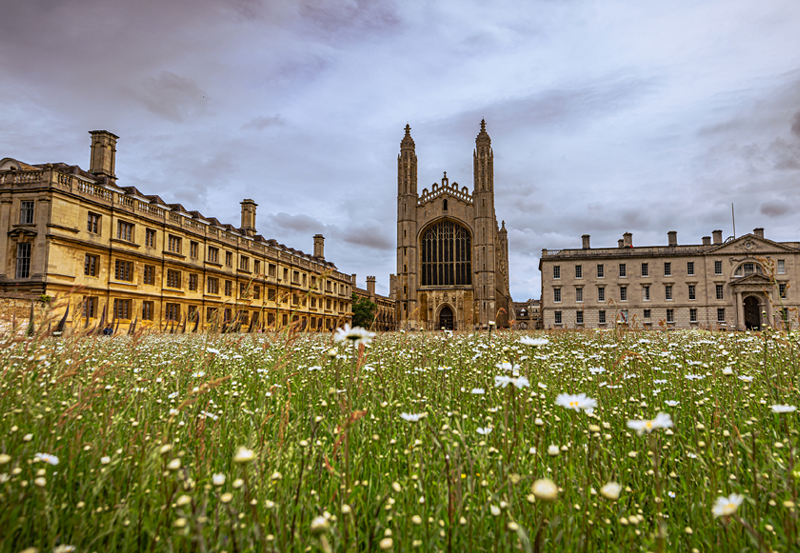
top-left (744, 296), bottom-right (761, 330)
top-left (438, 306), bottom-right (454, 330)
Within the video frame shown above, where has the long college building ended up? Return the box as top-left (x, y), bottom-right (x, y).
top-left (0, 130), bottom-right (354, 331)
top-left (540, 229), bottom-right (797, 331)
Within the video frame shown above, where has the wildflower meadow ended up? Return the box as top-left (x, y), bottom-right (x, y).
top-left (1, 325), bottom-right (798, 552)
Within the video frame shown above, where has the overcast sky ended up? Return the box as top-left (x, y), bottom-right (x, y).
top-left (2, 0), bottom-right (800, 300)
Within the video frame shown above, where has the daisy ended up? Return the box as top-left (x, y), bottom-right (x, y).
top-left (627, 413), bottom-right (673, 435)
top-left (333, 324), bottom-right (376, 347)
top-left (771, 404), bottom-right (797, 413)
top-left (555, 393), bottom-right (597, 415)
top-left (470, 388), bottom-right (485, 395)
top-left (519, 337), bottom-right (549, 347)
top-left (400, 412), bottom-right (426, 422)
top-left (600, 482), bottom-right (621, 501)
top-left (476, 427), bottom-right (492, 435)
top-left (712, 493), bottom-right (744, 518)
top-left (34, 453), bottom-right (59, 466)
top-left (532, 479), bottom-right (559, 500)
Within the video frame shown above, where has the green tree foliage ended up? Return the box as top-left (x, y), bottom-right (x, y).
top-left (351, 292), bottom-right (377, 328)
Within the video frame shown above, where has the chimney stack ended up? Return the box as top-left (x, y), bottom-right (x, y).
top-left (712, 229), bottom-right (723, 245)
top-left (582, 234), bottom-right (591, 249)
top-left (618, 239), bottom-right (624, 248)
top-left (313, 234), bottom-right (325, 259)
top-left (89, 130), bottom-right (118, 180)
top-left (702, 236), bottom-right (711, 246)
top-left (753, 227), bottom-right (764, 239)
top-left (240, 199), bottom-right (257, 237)
top-left (623, 232), bottom-right (632, 248)
top-left (667, 231), bottom-right (677, 247)
top-left (351, 273), bottom-right (357, 287)
top-left (367, 276), bottom-right (376, 300)
top-left (389, 274), bottom-right (397, 300)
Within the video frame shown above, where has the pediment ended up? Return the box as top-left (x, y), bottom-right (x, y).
top-left (729, 272), bottom-right (774, 286)
top-left (707, 234), bottom-right (797, 255)
top-left (8, 227), bottom-right (37, 239)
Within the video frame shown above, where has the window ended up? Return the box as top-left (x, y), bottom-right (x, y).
top-left (666, 309), bottom-right (674, 323)
top-left (643, 285), bottom-right (650, 301)
top-left (240, 282), bottom-right (247, 297)
top-left (167, 235), bottom-right (182, 254)
top-left (664, 262), bottom-right (671, 276)
top-left (597, 264), bottom-right (604, 278)
top-left (598, 310), bottom-right (606, 324)
top-left (145, 229), bottom-right (156, 248)
top-left (224, 308), bottom-right (232, 322)
top-left (269, 264), bottom-right (276, 277)
top-left (553, 266), bottom-right (561, 280)
top-left (207, 277), bottom-right (219, 294)
top-left (240, 256), bottom-right (250, 271)
top-left (576, 310), bottom-right (584, 325)
top-left (641, 263), bottom-right (649, 277)
top-left (665, 285), bottom-right (673, 300)
top-left (714, 260), bottom-right (722, 275)
top-left (113, 299), bottom-right (131, 320)
top-left (419, 220), bottom-right (473, 286)
top-left (142, 301), bottom-right (154, 321)
top-left (208, 247), bottom-right (219, 264)
top-left (84, 254), bottom-right (99, 277)
top-left (575, 287), bottom-right (583, 302)
top-left (87, 212), bottom-right (101, 234)
top-left (690, 308), bottom-right (697, 323)
top-left (143, 265), bottom-right (155, 285)
top-left (619, 263), bottom-right (627, 277)
top-left (188, 305), bottom-right (198, 323)
top-left (225, 251), bottom-right (233, 267)
top-left (293, 271), bottom-right (300, 283)
top-left (735, 263), bottom-right (763, 277)
top-left (225, 280), bottom-right (232, 296)
top-left (83, 296), bottom-right (97, 318)
top-left (310, 296), bottom-right (316, 308)
top-left (114, 260), bottom-right (133, 281)
top-left (620, 286), bottom-right (627, 301)
top-left (207, 307), bottom-right (218, 322)
top-left (779, 282), bottom-right (787, 299)
top-left (715, 284), bottom-right (724, 300)
top-left (553, 288), bottom-right (562, 303)
top-left (717, 308), bottom-right (726, 323)
top-left (598, 287), bottom-right (605, 302)
top-left (283, 268), bottom-right (289, 281)
top-left (268, 288), bottom-right (276, 301)
top-left (117, 221), bottom-right (134, 242)
top-left (778, 259), bottom-right (785, 274)
top-left (166, 269), bottom-right (181, 289)
top-left (267, 312), bottom-right (275, 326)
top-left (687, 261), bottom-right (695, 276)
top-left (282, 314), bottom-right (288, 326)
top-left (554, 311), bottom-right (562, 325)
top-left (643, 309), bottom-right (651, 319)
top-left (254, 260), bottom-right (261, 275)
top-left (253, 285), bottom-right (261, 299)
top-left (19, 201), bottom-right (34, 224)
top-left (293, 293), bottom-right (299, 306)
top-left (165, 303), bottom-right (180, 321)
top-left (326, 298), bottom-right (332, 310)
top-left (619, 310), bottom-right (628, 324)
top-left (575, 265), bottom-right (583, 278)
top-left (190, 241), bottom-right (199, 259)
top-left (188, 273), bottom-right (198, 291)
top-left (688, 284), bottom-right (696, 300)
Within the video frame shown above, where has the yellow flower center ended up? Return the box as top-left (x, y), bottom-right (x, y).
top-left (569, 401), bottom-right (579, 407)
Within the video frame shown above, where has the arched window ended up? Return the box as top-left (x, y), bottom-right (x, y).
top-left (420, 220), bottom-right (471, 286)
top-left (734, 263), bottom-right (764, 277)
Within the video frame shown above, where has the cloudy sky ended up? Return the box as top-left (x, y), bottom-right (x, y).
top-left (2, 0), bottom-right (800, 300)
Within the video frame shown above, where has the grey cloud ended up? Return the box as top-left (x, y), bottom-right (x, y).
top-left (126, 72), bottom-right (208, 123)
top-left (760, 200), bottom-right (793, 218)
top-left (243, 115), bottom-right (286, 130)
top-left (792, 111), bottom-right (800, 139)
top-left (266, 212), bottom-right (325, 234)
top-left (299, 0), bottom-right (401, 38)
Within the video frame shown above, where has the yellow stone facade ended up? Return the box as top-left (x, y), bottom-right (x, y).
top-left (0, 131), bottom-right (354, 332)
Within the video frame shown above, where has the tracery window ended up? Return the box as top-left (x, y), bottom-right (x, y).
top-left (734, 263), bottom-right (763, 277)
top-left (420, 220), bottom-right (471, 286)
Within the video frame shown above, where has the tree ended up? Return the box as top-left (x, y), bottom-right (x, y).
top-left (351, 293), bottom-right (377, 329)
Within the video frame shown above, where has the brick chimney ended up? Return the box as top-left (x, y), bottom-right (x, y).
top-left (702, 236), bottom-right (711, 246)
top-left (582, 234), bottom-right (590, 249)
top-left (667, 231), bottom-right (677, 247)
top-left (313, 234), bottom-right (325, 259)
top-left (89, 130), bottom-right (118, 180)
top-left (623, 232), bottom-right (632, 247)
top-left (712, 229), bottom-right (723, 245)
top-left (753, 227), bottom-right (764, 239)
top-left (240, 199), bottom-right (257, 237)
top-left (366, 276), bottom-right (376, 301)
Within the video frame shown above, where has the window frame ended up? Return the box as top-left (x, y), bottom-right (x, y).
top-left (19, 200), bottom-right (34, 224)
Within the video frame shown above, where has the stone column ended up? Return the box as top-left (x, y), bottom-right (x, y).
top-left (736, 291), bottom-right (744, 331)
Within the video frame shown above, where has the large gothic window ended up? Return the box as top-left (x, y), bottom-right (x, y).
top-left (421, 220), bottom-right (472, 286)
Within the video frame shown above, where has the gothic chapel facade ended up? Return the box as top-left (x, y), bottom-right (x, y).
top-left (395, 121), bottom-right (511, 330)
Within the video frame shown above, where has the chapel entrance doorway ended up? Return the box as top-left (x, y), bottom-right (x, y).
top-left (438, 306), bottom-right (454, 330)
top-left (744, 296), bottom-right (761, 330)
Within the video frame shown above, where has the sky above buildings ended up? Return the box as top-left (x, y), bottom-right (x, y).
top-left (2, 0), bottom-right (800, 300)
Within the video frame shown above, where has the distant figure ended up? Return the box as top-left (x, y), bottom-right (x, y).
top-left (102, 325), bottom-right (113, 336)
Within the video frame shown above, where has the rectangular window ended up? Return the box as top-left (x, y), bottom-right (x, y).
top-left (714, 260), bottom-right (722, 275)
top-left (575, 287), bottom-right (583, 302)
top-left (619, 310), bottom-right (628, 324)
top-left (715, 284), bottom-right (724, 300)
top-left (576, 310), bottom-right (584, 324)
top-left (165, 303), bottom-right (180, 321)
top-left (665, 285), bottom-right (673, 300)
top-left (225, 280), bottom-right (232, 296)
top-left (643, 308), bottom-right (651, 319)
top-left (188, 273), bottom-right (198, 291)
top-left (188, 305), bottom-right (198, 323)
top-left (666, 308), bottom-right (674, 323)
top-left (87, 212), bottom-right (101, 234)
top-left (598, 287), bottom-right (605, 302)
top-left (208, 247), bottom-right (219, 264)
top-left (326, 298), bottom-right (332, 310)
top-left (113, 299), bottom-right (131, 320)
top-left (643, 285), bottom-right (650, 301)
top-left (268, 288), bottom-right (276, 301)
top-left (575, 265), bottom-right (582, 278)
top-left (117, 221), bottom-right (134, 242)
top-left (554, 311), bottom-right (562, 325)
top-left (664, 262), bottom-right (671, 276)
top-left (207, 277), bottom-right (219, 294)
top-left (19, 201), bottom-right (34, 224)
top-left (83, 296), bottom-right (97, 318)
top-left (619, 263), bottom-right (627, 277)
top-left (166, 269), bottom-right (181, 289)
top-left (687, 261), bottom-right (695, 276)
top-left (778, 259), bottom-right (785, 274)
top-left (641, 263), bottom-right (649, 277)
top-left (224, 308), bottom-right (232, 322)
top-left (190, 241), bottom-right (199, 259)
top-left (690, 308), bottom-right (697, 323)
top-left (145, 229), bottom-right (156, 248)
top-left (240, 256), bottom-right (250, 271)
top-left (143, 265), bottom-right (155, 285)
top-left (717, 308), bottom-right (726, 323)
top-left (293, 293), bottom-right (299, 306)
top-left (254, 260), bottom-right (261, 275)
top-left (779, 282), bottom-right (787, 299)
top-left (553, 288), bottom-right (562, 303)
top-left (282, 313), bottom-right (288, 326)
top-left (207, 307), bottom-right (218, 322)
top-left (597, 264), bottom-right (604, 278)
top-left (114, 260), bottom-right (133, 282)
top-left (620, 286), bottom-right (627, 301)
top-left (269, 264), bottom-right (276, 277)
top-left (167, 235), bottom-right (182, 254)
top-left (553, 265), bottom-right (561, 279)
top-left (688, 284), bottom-right (696, 300)
top-left (253, 285), bottom-right (261, 299)
top-left (142, 301), bottom-right (154, 321)
top-left (225, 251), bottom-right (233, 267)
top-left (598, 310), bottom-right (606, 324)
top-left (84, 254), bottom-right (99, 277)
top-left (283, 268), bottom-right (289, 281)
top-left (240, 282), bottom-right (247, 297)
top-left (293, 270), bottom-right (300, 283)
top-left (267, 312), bottom-right (276, 326)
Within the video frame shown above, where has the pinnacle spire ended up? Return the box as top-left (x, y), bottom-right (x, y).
top-left (476, 119), bottom-right (491, 146)
top-left (401, 123), bottom-right (415, 150)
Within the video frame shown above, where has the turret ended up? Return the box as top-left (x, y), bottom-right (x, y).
top-left (397, 124), bottom-right (419, 328)
top-left (472, 120), bottom-right (496, 325)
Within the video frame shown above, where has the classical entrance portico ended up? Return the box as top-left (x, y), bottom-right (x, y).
top-left (731, 273), bottom-right (775, 331)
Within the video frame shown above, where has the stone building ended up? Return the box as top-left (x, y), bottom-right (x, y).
top-left (540, 229), bottom-right (798, 331)
top-left (513, 299), bottom-right (541, 330)
top-left (0, 130), bottom-right (354, 332)
top-left (352, 274), bottom-right (396, 331)
top-left (395, 121), bottom-right (512, 330)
